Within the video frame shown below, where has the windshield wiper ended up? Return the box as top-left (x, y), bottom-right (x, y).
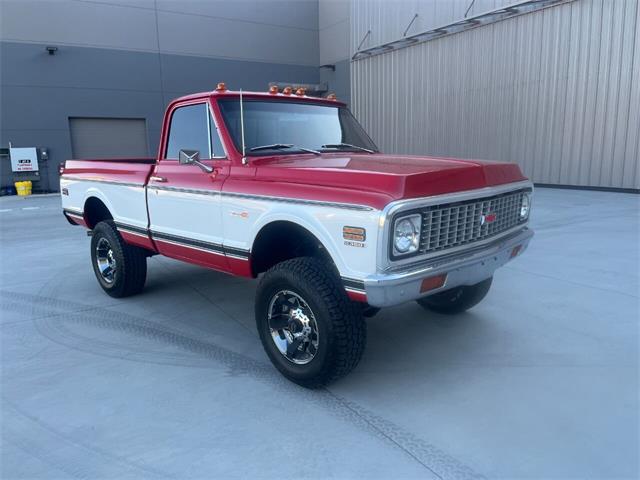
top-left (249, 143), bottom-right (320, 155)
top-left (321, 143), bottom-right (376, 154)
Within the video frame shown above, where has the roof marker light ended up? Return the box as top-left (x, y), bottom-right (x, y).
top-left (295, 87), bottom-right (306, 96)
top-left (216, 82), bottom-right (226, 91)
top-left (326, 93), bottom-right (337, 100)
top-left (269, 85), bottom-right (279, 94)
top-left (283, 86), bottom-right (293, 95)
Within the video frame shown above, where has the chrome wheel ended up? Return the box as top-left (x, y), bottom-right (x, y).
top-left (267, 290), bottom-right (319, 365)
top-left (95, 237), bottom-right (117, 284)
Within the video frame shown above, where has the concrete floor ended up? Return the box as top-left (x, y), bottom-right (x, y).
top-left (0, 188), bottom-right (638, 479)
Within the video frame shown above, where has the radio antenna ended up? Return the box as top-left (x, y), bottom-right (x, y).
top-left (240, 88), bottom-right (247, 165)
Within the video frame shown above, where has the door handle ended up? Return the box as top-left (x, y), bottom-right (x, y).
top-left (150, 176), bottom-right (167, 183)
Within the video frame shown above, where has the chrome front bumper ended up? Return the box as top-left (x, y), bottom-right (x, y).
top-left (364, 227), bottom-right (534, 307)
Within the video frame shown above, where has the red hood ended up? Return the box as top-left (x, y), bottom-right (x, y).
top-left (249, 153), bottom-right (527, 209)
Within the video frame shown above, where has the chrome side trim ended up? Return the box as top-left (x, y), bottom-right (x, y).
top-left (147, 185), bottom-right (219, 196)
top-left (66, 213), bottom-right (84, 221)
top-left (62, 175), bottom-right (373, 211)
top-left (63, 207), bottom-right (84, 216)
top-left (60, 175), bottom-right (144, 188)
top-left (149, 230), bottom-right (250, 260)
top-left (152, 236), bottom-right (227, 257)
top-left (345, 287), bottom-right (366, 295)
top-left (342, 277), bottom-right (366, 293)
top-left (114, 221), bottom-right (149, 239)
top-left (119, 229), bottom-right (149, 239)
top-left (225, 253), bottom-right (249, 261)
top-left (221, 191), bottom-right (374, 211)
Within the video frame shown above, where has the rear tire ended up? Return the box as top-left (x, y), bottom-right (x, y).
top-left (90, 220), bottom-right (147, 298)
top-left (416, 277), bottom-right (492, 314)
top-left (256, 257), bottom-right (366, 388)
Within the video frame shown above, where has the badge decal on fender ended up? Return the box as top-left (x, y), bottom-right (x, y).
top-left (343, 226), bottom-right (366, 248)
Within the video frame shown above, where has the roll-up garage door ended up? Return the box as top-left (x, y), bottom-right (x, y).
top-left (69, 117), bottom-right (148, 159)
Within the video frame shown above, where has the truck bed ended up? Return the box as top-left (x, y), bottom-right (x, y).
top-left (60, 158), bottom-right (156, 250)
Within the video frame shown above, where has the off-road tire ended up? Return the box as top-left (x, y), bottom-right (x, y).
top-left (256, 257), bottom-right (366, 388)
top-left (416, 277), bottom-right (493, 314)
top-left (90, 220), bottom-right (147, 298)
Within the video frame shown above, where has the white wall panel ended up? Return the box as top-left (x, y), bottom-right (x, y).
top-left (351, 0), bottom-right (640, 189)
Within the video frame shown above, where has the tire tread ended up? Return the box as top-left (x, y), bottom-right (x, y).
top-left (256, 257), bottom-right (366, 388)
top-left (92, 221), bottom-right (147, 298)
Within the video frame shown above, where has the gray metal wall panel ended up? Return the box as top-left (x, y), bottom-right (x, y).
top-left (0, 0), bottom-right (318, 66)
top-left (69, 118), bottom-right (148, 159)
top-left (351, 0), bottom-right (640, 189)
top-left (0, 42), bottom-right (319, 191)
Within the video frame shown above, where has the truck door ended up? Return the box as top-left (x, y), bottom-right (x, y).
top-left (147, 100), bottom-right (231, 272)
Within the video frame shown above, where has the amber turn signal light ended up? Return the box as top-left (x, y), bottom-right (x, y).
top-left (420, 274), bottom-right (447, 293)
top-left (216, 82), bottom-right (226, 91)
top-left (343, 226), bottom-right (366, 242)
top-left (510, 245), bottom-right (522, 258)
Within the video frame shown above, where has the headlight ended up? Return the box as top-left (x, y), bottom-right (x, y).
top-left (393, 214), bottom-right (421, 256)
top-left (520, 193), bottom-right (531, 220)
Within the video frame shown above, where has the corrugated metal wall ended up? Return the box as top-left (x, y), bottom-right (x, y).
top-left (351, 0), bottom-right (640, 189)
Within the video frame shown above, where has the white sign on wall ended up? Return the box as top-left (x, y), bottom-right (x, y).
top-left (9, 147), bottom-right (39, 172)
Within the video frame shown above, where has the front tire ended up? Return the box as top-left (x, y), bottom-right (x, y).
top-left (90, 220), bottom-right (147, 298)
top-left (416, 277), bottom-right (493, 314)
top-left (256, 257), bottom-right (366, 388)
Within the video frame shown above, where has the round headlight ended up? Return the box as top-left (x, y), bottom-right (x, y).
top-left (520, 193), bottom-right (531, 220)
top-left (393, 215), bottom-right (421, 255)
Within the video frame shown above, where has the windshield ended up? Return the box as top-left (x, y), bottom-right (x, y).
top-left (218, 99), bottom-right (379, 155)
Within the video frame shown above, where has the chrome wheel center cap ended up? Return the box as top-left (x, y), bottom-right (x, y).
top-left (290, 307), bottom-right (312, 339)
top-left (267, 290), bottom-right (319, 365)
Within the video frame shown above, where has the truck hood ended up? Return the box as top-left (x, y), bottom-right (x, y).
top-left (252, 153), bottom-right (527, 207)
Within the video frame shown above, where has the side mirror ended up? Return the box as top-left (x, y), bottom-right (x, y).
top-left (178, 149), bottom-right (212, 173)
top-left (179, 149), bottom-right (200, 165)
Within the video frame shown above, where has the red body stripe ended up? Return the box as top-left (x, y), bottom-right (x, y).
top-left (119, 231), bottom-right (155, 250)
top-left (68, 215), bottom-right (87, 227)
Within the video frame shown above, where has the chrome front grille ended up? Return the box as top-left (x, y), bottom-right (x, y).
top-left (419, 189), bottom-right (528, 254)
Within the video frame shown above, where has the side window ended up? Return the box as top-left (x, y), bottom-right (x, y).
top-left (209, 113), bottom-right (226, 158)
top-left (165, 104), bottom-right (209, 159)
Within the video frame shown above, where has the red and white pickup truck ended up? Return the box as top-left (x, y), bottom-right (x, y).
top-left (61, 83), bottom-right (533, 387)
